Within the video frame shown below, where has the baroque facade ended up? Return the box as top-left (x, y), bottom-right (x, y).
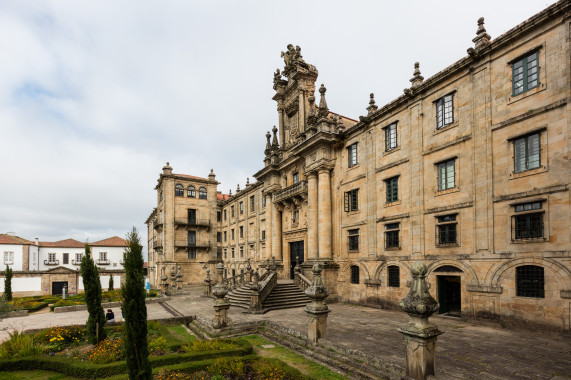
top-left (147, 1), bottom-right (571, 329)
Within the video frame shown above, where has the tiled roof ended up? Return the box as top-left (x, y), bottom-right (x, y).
top-left (217, 193), bottom-right (230, 201)
top-left (173, 173), bottom-right (208, 181)
top-left (39, 238), bottom-right (85, 248)
top-left (0, 234), bottom-right (33, 245)
top-left (91, 236), bottom-right (128, 247)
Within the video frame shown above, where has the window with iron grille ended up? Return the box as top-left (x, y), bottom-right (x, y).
top-left (188, 248), bottom-right (196, 259)
top-left (512, 51), bottom-right (539, 96)
top-left (385, 223), bottom-right (400, 248)
top-left (344, 189), bottom-right (358, 212)
top-left (385, 176), bottom-right (399, 203)
top-left (199, 187), bottom-right (207, 199)
top-left (516, 265), bottom-right (544, 298)
top-left (388, 265), bottom-right (400, 287)
top-left (385, 123), bottom-right (397, 151)
top-left (350, 265), bottom-right (360, 284)
top-left (512, 202), bottom-right (544, 240)
top-left (175, 184), bottom-right (184, 197)
top-left (436, 94), bottom-right (454, 129)
top-left (217, 232), bottom-right (221, 243)
top-left (436, 214), bottom-right (457, 246)
top-left (250, 196), bottom-right (255, 212)
top-left (187, 185), bottom-right (196, 198)
top-left (348, 229), bottom-right (359, 251)
top-left (514, 133), bottom-right (540, 173)
top-left (437, 159), bottom-right (455, 191)
top-left (262, 230), bottom-right (266, 240)
top-left (347, 143), bottom-right (358, 167)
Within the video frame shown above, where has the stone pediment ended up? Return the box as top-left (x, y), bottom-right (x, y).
top-left (45, 266), bottom-right (79, 274)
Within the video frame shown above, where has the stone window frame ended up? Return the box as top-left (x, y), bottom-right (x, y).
top-left (350, 265), bottom-right (360, 284)
top-left (217, 211), bottom-right (221, 222)
top-left (344, 189), bottom-right (359, 212)
top-left (516, 265), bottom-right (544, 298)
top-left (231, 248), bottom-right (235, 259)
top-left (511, 50), bottom-right (540, 97)
top-left (99, 252), bottom-right (107, 262)
top-left (187, 248), bottom-right (197, 260)
top-left (3, 251), bottom-right (14, 265)
top-left (507, 45), bottom-right (545, 104)
top-left (510, 200), bottom-right (546, 242)
top-left (239, 201), bottom-right (244, 215)
top-left (385, 176), bottom-right (399, 204)
top-left (187, 185), bottom-right (196, 198)
top-left (240, 246), bottom-right (244, 258)
top-left (507, 127), bottom-right (548, 179)
top-left (384, 122), bottom-right (398, 152)
top-left (261, 230), bottom-right (266, 240)
top-left (174, 184), bottom-right (184, 197)
top-left (387, 265), bottom-right (400, 288)
top-left (250, 195), bottom-right (255, 213)
top-left (224, 248), bottom-right (227, 259)
top-left (262, 194), bottom-right (267, 208)
top-left (216, 232), bottom-right (221, 243)
top-left (198, 187), bottom-right (207, 200)
top-left (347, 142), bottom-right (358, 168)
top-left (435, 213), bottom-right (459, 247)
top-left (231, 206), bottom-right (235, 218)
top-left (239, 226), bottom-right (244, 239)
top-left (224, 209), bottom-right (227, 221)
top-left (293, 172), bottom-right (300, 184)
top-left (224, 231), bottom-right (227, 242)
top-left (384, 223), bottom-right (400, 250)
top-left (436, 158), bottom-right (456, 191)
top-left (435, 93), bottom-right (454, 129)
top-left (231, 229), bottom-right (235, 241)
top-left (348, 229), bottom-right (359, 252)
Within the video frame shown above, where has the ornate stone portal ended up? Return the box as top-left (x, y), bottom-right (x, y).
top-left (304, 263), bottom-right (330, 344)
top-left (398, 262), bottom-right (443, 380)
top-left (212, 263), bottom-right (230, 328)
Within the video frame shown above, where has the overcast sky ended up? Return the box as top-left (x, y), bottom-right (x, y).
top-left (0, 1), bottom-right (554, 252)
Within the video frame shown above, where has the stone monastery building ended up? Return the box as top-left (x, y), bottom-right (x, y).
top-left (147, 1), bottom-right (571, 329)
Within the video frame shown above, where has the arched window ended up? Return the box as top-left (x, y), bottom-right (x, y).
top-left (187, 185), bottom-right (196, 198)
top-left (516, 265), bottom-right (544, 298)
top-left (388, 265), bottom-right (400, 287)
top-left (350, 265), bottom-right (360, 284)
top-left (199, 187), bottom-right (207, 199)
top-left (175, 184), bottom-right (184, 197)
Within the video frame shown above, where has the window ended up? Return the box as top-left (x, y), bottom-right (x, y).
top-left (231, 206), bottom-right (235, 218)
top-left (188, 248), bottom-right (196, 259)
top-left (231, 229), bottom-right (235, 240)
top-left (292, 209), bottom-right (299, 224)
top-left (348, 229), bottom-right (359, 251)
top-left (436, 214), bottom-right (457, 246)
top-left (514, 133), bottom-right (540, 173)
top-left (217, 211), bottom-right (221, 222)
top-left (388, 266), bottom-right (400, 287)
top-left (347, 143), bottom-right (358, 167)
top-left (385, 123), bottom-right (397, 151)
top-left (239, 201), bottom-right (244, 214)
top-left (385, 223), bottom-right (400, 248)
top-left (188, 230), bottom-right (196, 246)
top-left (63, 253), bottom-right (69, 265)
top-left (261, 230), bottom-right (266, 240)
top-left (240, 246), bottom-right (244, 258)
top-left (516, 265), bottom-right (544, 298)
top-left (217, 250), bottom-right (222, 260)
top-left (99, 252), bottom-right (107, 262)
top-left (512, 202), bottom-right (544, 240)
top-left (250, 196), bottom-right (255, 212)
top-left (187, 186), bottom-right (196, 198)
top-left (350, 265), bottom-right (360, 284)
top-left (385, 176), bottom-right (398, 203)
top-left (293, 172), bottom-right (299, 184)
top-left (224, 231), bottom-right (227, 242)
top-left (48, 253), bottom-right (56, 263)
top-left (217, 232), bottom-right (221, 243)
top-left (175, 184), bottom-right (184, 197)
top-left (224, 249), bottom-right (227, 259)
top-left (75, 253), bottom-right (83, 263)
top-left (224, 210), bottom-right (227, 221)
top-left (262, 195), bottom-right (267, 208)
top-left (344, 189), bottom-right (358, 212)
top-left (239, 226), bottom-right (244, 239)
top-left (231, 248), bottom-right (235, 259)
top-left (436, 94), bottom-right (454, 129)
top-left (3, 252), bottom-right (13, 265)
top-left (437, 159), bottom-right (455, 191)
top-left (199, 187), bottom-right (207, 199)
top-left (512, 51), bottom-right (539, 96)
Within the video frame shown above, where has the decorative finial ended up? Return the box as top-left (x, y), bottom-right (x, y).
top-left (410, 62), bottom-right (424, 88)
top-left (472, 17), bottom-right (491, 50)
top-left (336, 115), bottom-right (345, 133)
top-left (265, 131), bottom-right (272, 156)
top-left (366, 93), bottom-right (378, 115)
top-left (229, 189), bottom-right (232, 196)
top-left (246, 177), bottom-right (250, 186)
top-left (399, 262), bottom-right (439, 318)
top-left (271, 125), bottom-right (279, 150)
top-left (210, 169), bottom-right (214, 174)
top-left (236, 184), bottom-right (240, 192)
top-left (318, 84), bottom-right (328, 117)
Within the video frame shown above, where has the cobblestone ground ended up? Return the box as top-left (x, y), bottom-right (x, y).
top-left (1, 288), bottom-right (570, 380)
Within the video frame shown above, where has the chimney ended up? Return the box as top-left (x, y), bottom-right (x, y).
top-left (162, 162), bottom-right (173, 175)
top-left (35, 238), bottom-right (39, 245)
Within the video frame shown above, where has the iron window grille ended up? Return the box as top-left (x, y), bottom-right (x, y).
top-left (385, 223), bottom-right (400, 248)
top-left (344, 189), bottom-right (359, 212)
top-left (514, 133), bottom-right (540, 173)
top-left (348, 229), bottom-right (359, 251)
top-left (437, 159), bottom-right (455, 191)
top-left (347, 143), bottom-right (358, 167)
top-left (512, 51), bottom-right (539, 96)
top-left (388, 265), bottom-right (400, 287)
top-left (198, 187), bottom-right (207, 199)
top-left (188, 248), bottom-right (196, 259)
top-left (175, 184), bottom-right (184, 197)
top-left (350, 265), bottom-right (360, 284)
top-left (187, 186), bottom-right (196, 198)
top-left (436, 214), bottom-right (457, 246)
top-left (385, 176), bottom-right (399, 203)
top-left (516, 265), bottom-right (544, 298)
top-left (385, 123), bottom-right (397, 151)
top-left (512, 202), bottom-right (544, 240)
top-left (436, 94), bottom-right (454, 129)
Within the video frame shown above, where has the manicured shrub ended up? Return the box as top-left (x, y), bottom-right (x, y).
top-left (108, 275), bottom-right (114, 291)
top-left (80, 244), bottom-right (106, 344)
top-left (183, 340), bottom-right (238, 353)
top-left (88, 337), bottom-right (125, 364)
top-left (149, 336), bottom-right (168, 356)
top-left (4, 265), bottom-right (13, 301)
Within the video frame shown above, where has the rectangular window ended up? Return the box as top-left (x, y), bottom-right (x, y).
top-left (385, 176), bottom-right (399, 203)
top-left (240, 226), bottom-right (244, 239)
top-left (436, 94), bottom-right (454, 129)
top-left (344, 189), bottom-right (359, 212)
top-left (262, 195), bottom-right (267, 208)
top-left (239, 202), bottom-right (244, 214)
top-left (99, 252), bottom-right (107, 262)
top-left (188, 231), bottom-right (196, 246)
top-left (48, 252), bottom-right (56, 263)
top-left (385, 123), bottom-right (397, 151)
top-left (293, 172), bottom-right (299, 184)
top-left (3, 252), bottom-right (14, 265)
top-left (224, 231), bottom-right (227, 242)
top-left (261, 230), bottom-right (266, 240)
top-left (516, 265), bottom-right (544, 298)
top-left (175, 185), bottom-right (184, 197)
top-left (388, 266), bottom-right (400, 287)
top-left (347, 143), bottom-right (358, 167)
top-left (231, 206), bottom-right (235, 218)
top-left (188, 248), bottom-right (196, 259)
top-left (250, 196), bottom-right (255, 212)
top-left (512, 202), bottom-right (544, 240)
top-left (231, 229), bottom-right (235, 240)
top-left (385, 223), bottom-right (400, 248)
top-left (217, 232), bottom-right (221, 243)
top-left (437, 159), bottom-right (455, 191)
top-left (512, 51), bottom-right (539, 96)
top-left (217, 250), bottom-right (222, 260)
top-left (217, 211), bottom-right (221, 222)
top-left (63, 253), bottom-right (69, 265)
top-left (350, 265), bottom-right (360, 284)
top-left (240, 246), bottom-right (244, 258)
top-left (231, 248), bottom-right (235, 259)
top-left (224, 210), bottom-right (227, 221)
top-left (436, 214), bottom-right (457, 246)
top-left (75, 253), bottom-right (82, 263)
top-left (224, 249), bottom-right (227, 259)
top-left (348, 229), bottom-right (359, 251)
top-left (514, 133), bottom-right (540, 173)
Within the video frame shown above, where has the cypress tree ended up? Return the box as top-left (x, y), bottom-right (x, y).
top-left (108, 275), bottom-right (114, 291)
top-left (122, 227), bottom-right (151, 379)
top-left (4, 265), bottom-right (12, 301)
top-left (81, 244), bottom-right (106, 344)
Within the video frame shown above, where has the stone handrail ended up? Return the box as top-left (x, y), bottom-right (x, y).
top-left (295, 271), bottom-right (311, 292)
top-left (259, 271), bottom-right (277, 303)
top-left (224, 272), bottom-right (247, 290)
top-left (274, 180), bottom-right (308, 203)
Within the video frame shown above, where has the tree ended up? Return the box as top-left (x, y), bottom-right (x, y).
top-left (122, 227), bottom-right (151, 379)
top-left (108, 275), bottom-right (114, 291)
top-left (80, 244), bottom-right (106, 344)
top-left (4, 265), bottom-right (13, 301)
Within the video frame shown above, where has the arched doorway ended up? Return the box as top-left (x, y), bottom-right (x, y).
top-left (434, 265), bottom-right (463, 316)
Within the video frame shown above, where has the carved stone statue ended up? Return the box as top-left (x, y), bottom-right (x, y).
top-left (281, 44), bottom-right (305, 70)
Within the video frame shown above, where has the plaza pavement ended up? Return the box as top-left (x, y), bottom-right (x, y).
top-left (1, 288), bottom-right (570, 380)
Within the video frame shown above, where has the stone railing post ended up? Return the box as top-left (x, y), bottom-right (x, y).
top-left (212, 263), bottom-right (230, 329)
top-left (294, 255), bottom-right (301, 287)
top-left (305, 263), bottom-right (330, 345)
top-left (203, 269), bottom-right (212, 297)
top-left (246, 259), bottom-right (252, 283)
top-left (270, 257), bottom-right (277, 273)
top-left (249, 270), bottom-right (262, 312)
top-left (398, 262), bottom-right (443, 380)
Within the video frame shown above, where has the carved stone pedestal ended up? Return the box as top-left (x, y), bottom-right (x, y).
top-left (203, 269), bottom-right (212, 297)
top-left (304, 263), bottom-right (330, 345)
top-left (212, 263), bottom-right (230, 329)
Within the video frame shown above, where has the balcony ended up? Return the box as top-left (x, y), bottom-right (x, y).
top-left (174, 218), bottom-right (210, 230)
top-left (44, 260), bottom-right (59, 266)
top-left (153, 219), bottom-right (163, 230)
top-left (174, 240), bottom-right (210, 249)
top-left (274, 180), bottom-right (308, 204)
top-left (153, 240), bottom-right (163, 249)
top-left (97, 259), bottom-right (110, 265)
top-left (72, 260), bottom-right (81, 265)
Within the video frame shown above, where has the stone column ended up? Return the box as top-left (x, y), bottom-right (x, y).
top-left (272, 202), bottom-right (282, 260)
top-left (317, 168), bottom-right (332, 259)
top-left (307, 172), bottom-right (319, 260)
top-left (265, 193), bottom-right (273, 260)
top-left (398, 262), bottom-right (443, 380)
top-left (305, 263), bottom-right (330, 344)
top-left (212, 263), bottom-right (230, 329)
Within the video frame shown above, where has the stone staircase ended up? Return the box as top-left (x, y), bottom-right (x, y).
top-left (225, 280), bottom-right (310, 313)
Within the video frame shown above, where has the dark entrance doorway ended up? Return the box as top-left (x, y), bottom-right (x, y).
top-left (52, 281), bottom-right (68, 296)
top-left (438, 276), bottom-right (461, 316)
top-left (289, 241), bottom-right (304, 279)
